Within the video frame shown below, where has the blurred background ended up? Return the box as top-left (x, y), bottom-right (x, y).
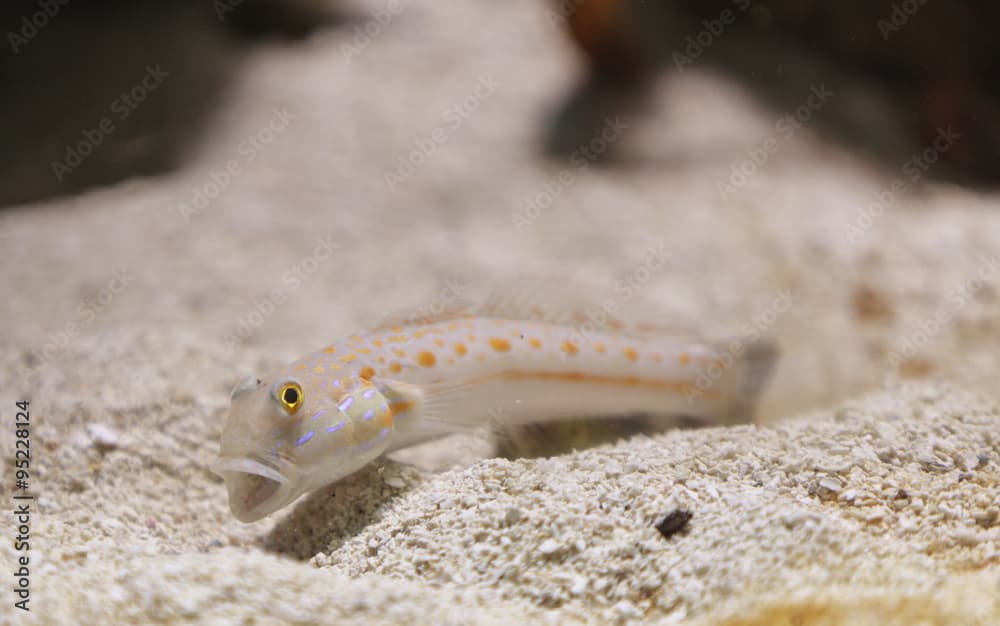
top-left (3, 0), bottom-right (1000, 427)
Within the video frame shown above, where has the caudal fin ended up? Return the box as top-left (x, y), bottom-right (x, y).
top-left (716, 338), bottom-right (779, 424)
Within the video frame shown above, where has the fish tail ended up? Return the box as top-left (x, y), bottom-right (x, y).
top-left (710, 337), bottom-right (779, 424)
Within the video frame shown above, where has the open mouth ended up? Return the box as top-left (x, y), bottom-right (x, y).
top-left (211, 456), bottom-right (290, 522)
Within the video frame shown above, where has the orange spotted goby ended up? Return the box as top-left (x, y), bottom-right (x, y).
top-left (213, 291), bottom-right (778, 522)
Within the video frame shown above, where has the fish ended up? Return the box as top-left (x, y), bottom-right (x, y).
top-left (212, 286), bottom-right (778, 522)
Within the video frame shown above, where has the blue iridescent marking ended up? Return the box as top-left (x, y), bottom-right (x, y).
top-left (326, 421), bottom-right (346, 433)
top-left (333, 379), bottom-right (342, 388)
top-left (295, 430), bottom-right (315, 446)
top-left (339, 396), bottom-right (354, 412)
top-left (363, 408), bottom-right (375, 421)
top-left (380, 402), bottom-right (388, 413)
top-left (311, 408), bottom-right (327, 421)
top-left (363, 388), bottom-right (376, 399)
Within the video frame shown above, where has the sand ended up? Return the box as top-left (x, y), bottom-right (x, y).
top-left (2, 0), bottom-right (999, 624)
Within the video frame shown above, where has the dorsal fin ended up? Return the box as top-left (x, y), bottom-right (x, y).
top-left (471, 274), bottom-right (704, 339)
top-left (367, 274), bottom-right (700, 338)
top-left (368, 303), bottom-right (476, 333)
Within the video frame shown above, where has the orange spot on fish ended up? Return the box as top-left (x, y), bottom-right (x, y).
top-left (377, 356), bottom-right (386, 364)
top-left (528, 338), bottom-right (542, 349)
top-left (391, 326), bottom-right (403, 333)
top-left (372, 339), bottom-right (384, 348)
top-left (490, 337), bottom-right (511, 352)
top-left (594, 342), bottom-right (606, 353)
top-left (323, 346), bottom-right (336, 355)
top-left (389, 362), bottom-right (402, 374)
top-left (678, 352), bottom-right (690, 365)
top-left (294, 363), bottom-right (307, 371)
top-left (359, 366), bottom-right (375, 380)
top-left (624, 347), bottom-right (638, 361)
top-left (416, 351), bottom-right (437, 367)
top-left (388, 334), bottom-right (408, 343)
top-left (389, 400), bottom-right (414, 415)
top-left (455, 343), bottom-right (467, 356)
top-left (562, 340), bottom-right (579, 355)
top-left (350, 335), bottom-right (364, 343)
top-left (339, 354), bottom-right (358, 363)
top-left (313, 365), bottom-right (325, 375)
top-left (357, 347), bottom-right (372, 355)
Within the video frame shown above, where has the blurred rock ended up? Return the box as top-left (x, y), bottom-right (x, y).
top-left (0, 0), bottom-right (339, 208)
top-left (553, 0), bottom-right (1000, 184)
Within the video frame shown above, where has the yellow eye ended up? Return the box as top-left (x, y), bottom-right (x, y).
top-left (276, 381), bottom-right (304, 414)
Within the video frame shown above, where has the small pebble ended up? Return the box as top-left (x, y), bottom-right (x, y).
top-left (952, 529), bottom-right (981, 547)
top-left (87, 424), bottom-right (120, 450)
top-left (818, 477), bottom-right (843, 493)
top-left (504, 507), bottom-right (522, 525)
top-left (538, 539), bottom-right (560, 555)
top-left (655, 509), bottom-right (693, 539)
top-left (958, 453), bottom-right (980, 471)
top-left (611, 600), bottom-right (639, 618)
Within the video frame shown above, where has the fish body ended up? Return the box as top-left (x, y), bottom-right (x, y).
top-left (214, 312), bottom-right (777, 522)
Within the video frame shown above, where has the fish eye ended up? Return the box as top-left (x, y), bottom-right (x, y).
top-left (275, 381), bottom-right (304, 415)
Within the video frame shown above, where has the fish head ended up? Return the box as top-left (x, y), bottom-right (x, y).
top-left (212, 367), bottom-right (394, 522)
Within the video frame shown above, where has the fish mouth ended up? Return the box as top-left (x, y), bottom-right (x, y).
top-left (211, 456), bottom-right (294, 523)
